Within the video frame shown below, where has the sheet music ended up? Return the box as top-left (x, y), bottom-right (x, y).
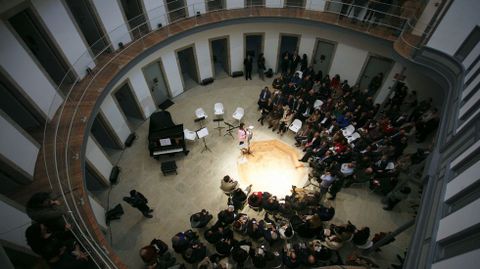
top-left (197, 127), bottom-right (209, 138)
top-left (159, 138), bottom-right (172, 146)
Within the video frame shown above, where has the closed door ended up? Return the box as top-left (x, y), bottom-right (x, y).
top-left (285, 0), bottom-right (305, 7)
top-left (211, 38), bottom-right (230, 77)
top-left (64, 0), bottom-right (109, 54)
top-left (166, 0), bottom-right (187, 22)
top-left (245, 0), bottom-right (265, 7)
top-left (91, 113), bottom-right (122, 152)
top-left (177, 46), bottom-right (199, 89)
top-left (358, 56), bottom-right (394, 95)
top-left (207, 0), bottom-right (225, 11)
top-left (114, 83), bottom-right (144, 122)
top-left (277, 35), bottom-right (299, 72)
top-left (120, 0), bottom-right (148, 34)
top-left (312, 40), bottom-right (335, 78)
top-left (143, 61), bottom-right (170, 106)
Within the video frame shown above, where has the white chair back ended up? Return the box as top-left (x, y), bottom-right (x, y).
top-left (313, 99), bottom-right (324, 110)
top-left (232, 107), bottom-right (244, 121)
top-left (195, 108), bottom-right (207, 119)
top-left (214, 103), bottom-right (224, 116)
top-left (289, 119), bottom-right (302, 133)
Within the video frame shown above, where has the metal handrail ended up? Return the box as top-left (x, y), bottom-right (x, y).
top-left (41, 1), bottom-right (435, 267)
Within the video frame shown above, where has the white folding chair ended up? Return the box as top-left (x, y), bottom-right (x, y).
top-left (183, 129), bottom-right (197, 141)
top-left (232, 107), bottom-right (244, 122)
top-left (195, 107), bottom-right (208, 119)
top-left (313, 99), bottom-right (324, 110)
top-left (342, 124), bottom-right (355, 137)
top-left (214, 103), bottom-right (224, 117)
top-left (288, 119), bottom-right (302, 134)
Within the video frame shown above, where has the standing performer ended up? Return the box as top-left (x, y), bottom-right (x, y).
top-left (238, 123), bottom-right (248, 154)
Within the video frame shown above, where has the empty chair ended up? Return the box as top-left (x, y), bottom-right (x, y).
top-left (313, 99), bottom-right (324, 110)
top-left (347, 132), bottom-right (361, 144)
top-left (342, 124), bottom-right (355, 137)
top-left (214, 103), bottom-right (224, 117)
top-left (232, 107), bottom-right (244, 122)
top-left (288, 119), bottom-right (302, 134)
top-left (184, 129), bottom-right (197, 141)
top-left (195, 108), bottom-right (208, 119)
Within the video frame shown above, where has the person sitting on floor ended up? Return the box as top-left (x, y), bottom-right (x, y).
top-left (190, 209), bottom-right (213, 228)
top-left (220, 175), bottom-right (238, 193)
top-left (217, 205), bottom-right (237, 226)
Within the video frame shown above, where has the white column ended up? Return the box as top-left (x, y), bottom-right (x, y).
top-left (0, 113), bottom-right (39, 180)
top-left (264, 31), bottom-right (280, 72)
top-left (128, 69), bottom-right (157, 118)
top-left (229, 32), bottom-right (244, 73)
top-left (374, 62), bottom-right (403, 104)
top-left (32, 0), bottom-right (95, 79)
top-left (0, 199), bottom-right (30, 249)
top-left (91, 0), bottom-right (132, 50)
top-left (161, 51), bottom-right (184, 97)
top-left (86, 136), bottom-right (113, 184)
top-left (305, 0), bottom-right (326, 11)
top-left (100, 96), bottom-right (132, 143)
top-left (298, 33), bottom-right (316, 63)
top-left (88, 195), bottom-right (108, 230)
top-left (0, 21), bottom-right (62, 119)
top-left (142, 0), bottom-right (169, 28)
top-left (329, 43), bottom-right (368, 84)
top-left (195, 40), bottom-right (213, 80)
top-left (187, 0), bottom-right (206, 16)
top-left (227, 0), bottom-right (244, 9)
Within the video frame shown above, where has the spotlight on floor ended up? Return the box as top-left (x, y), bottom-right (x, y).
top-left (118, 42), bottom-right (124, 49)
top-left (196, 11), bottom-right (201, 17)
top-left (157, 23), bottom-right (162, 28)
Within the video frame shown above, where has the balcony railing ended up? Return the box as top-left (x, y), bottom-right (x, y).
top-left (40, 1), bottom-right (434, 268)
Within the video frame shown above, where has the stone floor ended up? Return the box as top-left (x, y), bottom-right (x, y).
top-left (102, 75), bottom-right (418, 268)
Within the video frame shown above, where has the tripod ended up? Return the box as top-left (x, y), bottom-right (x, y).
top-left (213, 118), bottom-right (224, 136)
top-left (224, 121), bottom-right (238, 139)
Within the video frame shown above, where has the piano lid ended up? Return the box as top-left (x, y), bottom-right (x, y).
top-left (149, 111), bottom-right (175, 132)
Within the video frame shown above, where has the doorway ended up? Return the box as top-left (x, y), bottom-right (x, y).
top-left (85, 161), bottom-right (109, 208)
top-left (91, 113), bottom-right (123, 162)
top-left (64, 0), bottom-right (109, 55)
top-left (312, 39), bottom-right (336, 79)
top-left (113, 81), bottom-right (145, 130)
top-left (277, 34), bottom-right (300, 72)
top-left (210, 37), bottom-right (230, 79)
top-left (357, 55), bottom-right (394, 96)
top-left (207, 0), bottom-right (225, 11)
top-left (8, 8), bottom-right (75, 90)
top-left (0, 72), bottom-right (44, 143)
top-left (285, 0), bottom-right (305, 8)
top-left (245, 34), bottom-right (264, 74)
top-left (165, 0), bottom-right (187, 23)
top-left (119, 0), bottom-right (148, 37)
top-left (142, 61), bottom-right (171, 107)
top-left (177, 46), bottom-right (200, 90)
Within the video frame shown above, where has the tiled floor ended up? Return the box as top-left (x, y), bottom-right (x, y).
top-left (104, 75), bottom-right (417, 268)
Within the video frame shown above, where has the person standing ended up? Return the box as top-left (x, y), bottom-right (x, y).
top-left (257, 53), bottom-right (266, 81)
top-left (238, 123), bottom-right (249, 154)
top-left (123, 190), bottom-right (153, 218)
top-left (244, 55), bottom-right (253, 80)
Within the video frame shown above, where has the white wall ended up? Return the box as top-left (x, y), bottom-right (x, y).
top-left (305, 0), bottom-right (326, 11)
top-left (88, 195), bottom-right (107, 230)
top-left (0, 114), bottom-right (39, 178)
top-left (32, 0), bottom-right (95, 78)
top-left (229, 32), bottom-right (244, 73)
top-left (0, 200), bottom-right (30, 249)
top-left (427, 0), bottom-right (480, 56)
top-left (264, 31), bottom-right (280, 71)
top-left (187, 0), bottom-right (206, 16)
top-left (129, 69), bottom-right (157, 117)
top-left (0, 21), bottom-right (62, 119)
top-left (298, 33), bottom-right (316, 63)
top-left (142, 0), bottom-right (169, 28)
top-left (161, 51), bottom-right (184, 97)
top-left (100, 96), bottom-right (132, 143)
top-left (227, 0), bottom-right (244, 9)
top-left (329, 43), bottom-right (369, 85)
top-left (91, 0), bottom-right (132, 50)
top-left (195, 40), bottom-right (214, 80)
top-left (86, 137), bottom-right (113, 183)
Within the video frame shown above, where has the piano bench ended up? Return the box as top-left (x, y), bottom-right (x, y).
top-left (161, 160), bottom-right (177, 176)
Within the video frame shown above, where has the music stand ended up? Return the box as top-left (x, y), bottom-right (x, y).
top-left (195, 116), bottom-right (206, 128)
top-left (224, 121), bottom-right (238, 139)
top-left (213, 118), bottom-right (224, 136)
top-left (196, 127), bottom-right (211, 153)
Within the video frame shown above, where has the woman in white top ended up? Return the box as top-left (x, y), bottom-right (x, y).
top-left (238, 123), bottom-right (248, 154)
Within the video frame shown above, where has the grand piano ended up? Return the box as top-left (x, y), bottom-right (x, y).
top-left (148, 111), bottom-right (188, 158)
